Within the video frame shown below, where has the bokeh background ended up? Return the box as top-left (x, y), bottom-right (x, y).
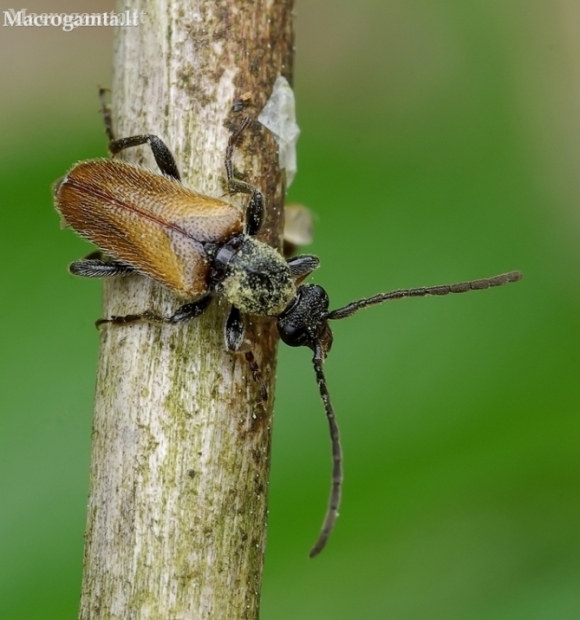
top-left (1, 1), bottom-right (579, 618)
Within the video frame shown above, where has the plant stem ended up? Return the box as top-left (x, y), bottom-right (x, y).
top-left (78, 1), bottom-right (294, 618)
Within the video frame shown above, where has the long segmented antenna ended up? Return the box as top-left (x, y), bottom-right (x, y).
top-left (327, 271), bottom-right (522, 320)
top-left (276, 270), bottom-right (522, 557)
top-left (309, 341), bottom-right (343, 558)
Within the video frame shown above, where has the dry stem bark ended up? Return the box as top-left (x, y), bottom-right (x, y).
top-left (78, 1), bottom-right (294, 618)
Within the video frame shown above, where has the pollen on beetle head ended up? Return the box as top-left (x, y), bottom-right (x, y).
top-left (218, 238), bottom-right (296, 316)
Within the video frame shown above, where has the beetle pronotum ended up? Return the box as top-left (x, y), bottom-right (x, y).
top-left (54, 91), bottom-right (522, 557)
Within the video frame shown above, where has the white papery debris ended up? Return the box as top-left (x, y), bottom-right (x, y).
top-left (258, 75), bottom-right (300, 187)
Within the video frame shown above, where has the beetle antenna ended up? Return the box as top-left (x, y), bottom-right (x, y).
top-left (309, 341), bottom-right (343, 558)
top-left (326, 270), bottom-right (522, 320)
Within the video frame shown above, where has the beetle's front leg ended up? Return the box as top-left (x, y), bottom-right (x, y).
top-left (96, 296), bottom-right (212, 328)
top-left (224, 306), bottom-right (246, 352)
top-left (224, 118), bottom-right (265, 237)
top-left (224, 307), bottom-right (268, 402)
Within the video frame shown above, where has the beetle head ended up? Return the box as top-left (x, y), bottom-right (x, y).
top-left (277, 284), bottom-right (334, 356)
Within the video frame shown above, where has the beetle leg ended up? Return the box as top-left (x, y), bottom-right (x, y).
top-left (99, 87), bottom-right (115, 141)
top-left (224, 306), bottom-right (246, 352)
top-left (108, 134), bottom-right (181, 182)
top-left (224, 306), bottom-right (269, 402)
top-left (226, 181), bottom-right (264, 237)
top-left (226, 171), bottom-right (264, 237)
top-left (244, 189), bottom-right (265, 237)
top-left (168, 297), bottom-right (213, 323)
top-left (97, 88), bottom-right (181, 180)
top-left (108, 134), bottom-right (181, 181)
top-left (224, 118), bottom-right (265, 237)
top-left (69, 258), bottom-right (135, 278)
top-left (287, 254), bottom-right (320, 283)
top-left (96, 296), bottom-right (212, 328)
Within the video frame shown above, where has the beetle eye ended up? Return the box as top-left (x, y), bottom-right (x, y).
top-left (278, 319), bottom-right (309, 348)
top-left (277, 290), bottom-right (310, 347)
top-left (211, 234), bottom-right (244, 282)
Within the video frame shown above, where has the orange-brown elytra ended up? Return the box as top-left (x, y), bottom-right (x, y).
top-left (54, 90), bottom-right (522, 557)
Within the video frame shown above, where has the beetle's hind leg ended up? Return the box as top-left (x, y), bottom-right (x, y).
top-left (96, 296), bottom-right (212, 329)
top-left (98, 89), bottom-right (181, 181)
top-left (98, 87), bottom-right (181, 181)
top-left (108, 134), bottom-right (181, 182)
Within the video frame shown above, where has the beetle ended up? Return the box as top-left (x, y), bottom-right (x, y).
top-left (54, 92), bottom-right (522, 557)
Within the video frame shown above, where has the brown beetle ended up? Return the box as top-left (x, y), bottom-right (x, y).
top-left (54, 92), bottom-right (522, 557)
top-left (54, 110), bottom-right (320, 332)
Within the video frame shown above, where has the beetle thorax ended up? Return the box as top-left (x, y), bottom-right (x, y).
top-left (217, 237), bottom-right (295, 316)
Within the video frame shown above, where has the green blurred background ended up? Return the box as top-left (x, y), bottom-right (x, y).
top-left (1, 1), bottom-right (579, 618)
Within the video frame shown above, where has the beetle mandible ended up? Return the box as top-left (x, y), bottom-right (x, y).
top-left (54, 91), bottom-right (522, 557)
